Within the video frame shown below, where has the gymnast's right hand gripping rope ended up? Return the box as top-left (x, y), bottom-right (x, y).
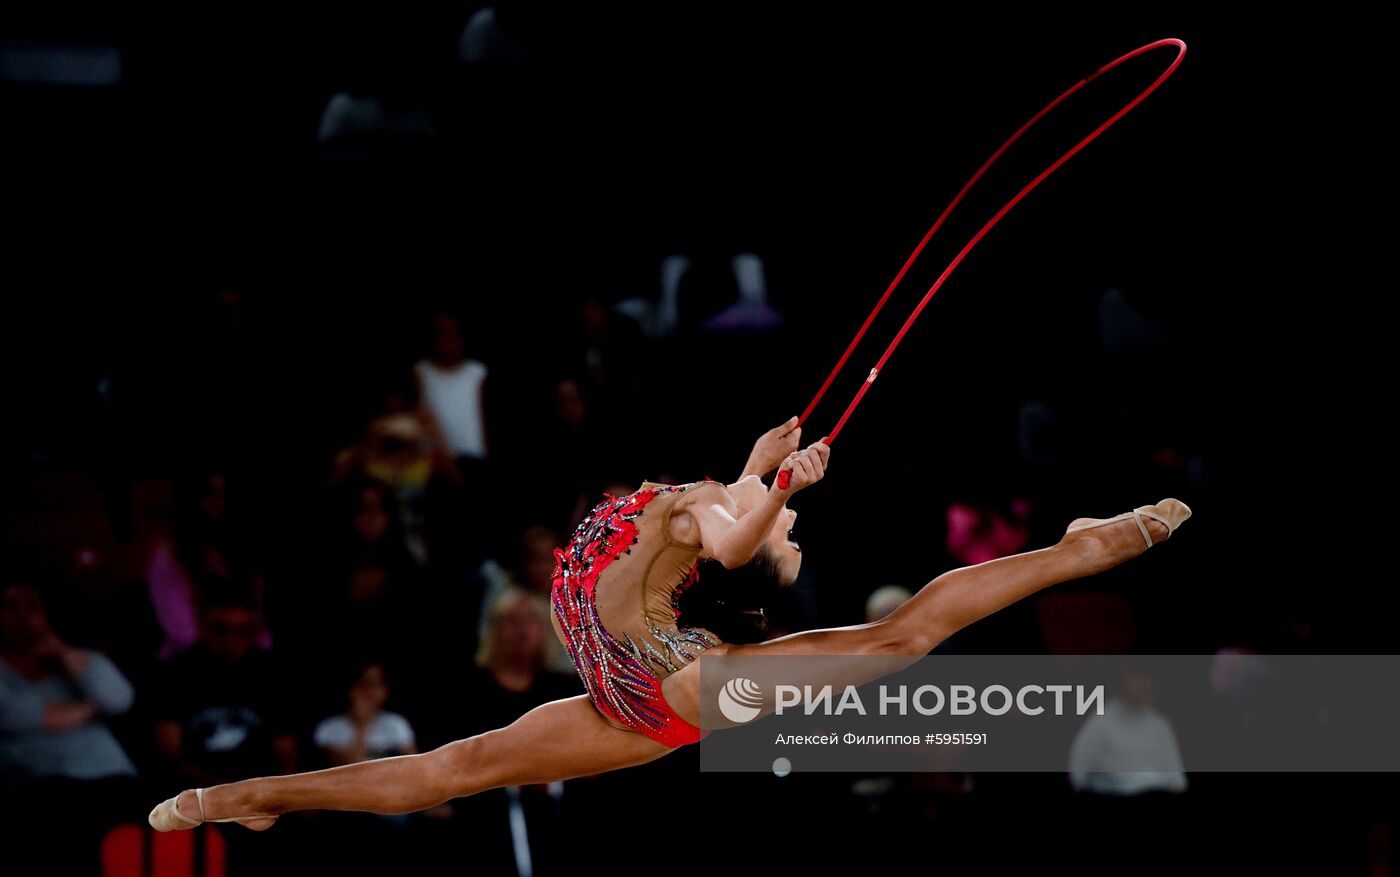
top-left (777, 38), bottom-right (1186, 490)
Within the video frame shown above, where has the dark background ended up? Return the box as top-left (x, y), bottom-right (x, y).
top-left (1, 5), bottom-right (1386, 875)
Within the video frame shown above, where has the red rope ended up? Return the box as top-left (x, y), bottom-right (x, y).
top-left (778, 38), bottom-right (1187, 489)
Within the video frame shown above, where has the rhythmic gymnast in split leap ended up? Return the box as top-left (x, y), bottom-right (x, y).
top-left (150, 416), bottom-right (1190, 831)
top-left (150, 36), bottom-right (1191, 831)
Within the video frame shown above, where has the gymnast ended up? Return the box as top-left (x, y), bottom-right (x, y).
top-left (149, 416), bottom-right (1189, 831)
top-left (150, 36), bottom-right (1191, 831)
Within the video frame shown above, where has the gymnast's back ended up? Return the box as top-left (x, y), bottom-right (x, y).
top-left (549, 480), bottom-right (725, 680)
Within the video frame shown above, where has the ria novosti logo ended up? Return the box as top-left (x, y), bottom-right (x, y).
top-left (718, 677), bottom-right (764, 723)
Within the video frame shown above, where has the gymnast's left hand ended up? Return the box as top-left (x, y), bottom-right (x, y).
top-left (745, 415), bottom-right (802, 476)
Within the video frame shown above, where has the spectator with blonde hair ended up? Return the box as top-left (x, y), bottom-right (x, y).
top-left (431, 587), bottom-right (582, 874)
top-left (473, 587), bottom-right (579, 688)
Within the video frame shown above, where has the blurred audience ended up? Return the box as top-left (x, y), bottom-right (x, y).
top-left (307, 660), bottom-right (429, 869)
top-left (458, 6), bottom-right (548, 64)
top-left (1, 582), bottom-right (143, 877)
top-left (478, 524), bottom-right (560, 601)
top-left (618, 252), bottom-right (782, 337)
top-left (945, 498), bottom-right (1032, 566)
top-left (864, 585), bottom-right (913, 623)
top-left (414, 311), bottom-right (490, 473)
top-left (1067, 669), bottom-right (1187, 796)
top-left (331, 381), bottom-right (446, 567)
top-left (434, 586), bottom-right (580, 875)
top-left (573, 295), bottom-right (643, 403)
top-left (464, 586), bottom-right (581, 732)
top-left (506, 377), bottom-right (604, 536)
top-left (318, 485), bottom-right (424, 663)
top-left (1, 582), bottom-right (138, 790)
top-left (313, 662), bottom-right (416, 766)
top-left (317, 92), bottom-right (433, 162)
top-left (150, 585), bottom-right (296, 788)
top-left (334, 481), bottom-right (419, 575)
top-left (413, 310), bottom-right (505, 577)
top-left (477, 526), bottom-right (576, 675)
top-left (147, 468), bottom-right (271, 660)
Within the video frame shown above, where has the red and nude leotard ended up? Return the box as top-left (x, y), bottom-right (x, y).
top-left (549, 480), bottom-right (724, 747)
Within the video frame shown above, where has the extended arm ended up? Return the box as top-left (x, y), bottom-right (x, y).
top-left (694, 487), bottom-right (789, 569)
top-left (697, 441), bottom-right (829, 568)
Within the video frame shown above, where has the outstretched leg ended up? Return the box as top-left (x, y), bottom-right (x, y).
top-left (152, 695), bottom-right (670, 830)
top-left (663, 509), bottom-right (1176, 725)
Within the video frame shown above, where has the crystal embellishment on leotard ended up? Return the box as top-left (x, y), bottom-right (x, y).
top-left (639, 561), bottom-right (719, 671)
top-left (638, 618), bottom-right (719, 673)
top-left (550, 485), bottom-right (717, 742)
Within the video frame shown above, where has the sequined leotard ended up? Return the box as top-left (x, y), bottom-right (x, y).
top-left (549, 480), bottom-right (724, 747)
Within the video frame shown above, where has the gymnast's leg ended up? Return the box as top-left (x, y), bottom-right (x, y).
top-left (663, 510), bottom-right (1173, 725)
top-left (150, 695), bottom-right (670, 830)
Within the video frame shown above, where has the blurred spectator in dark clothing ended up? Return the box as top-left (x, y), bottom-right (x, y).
top-left (316, 559), bottom-right (421, 685)
top-left (518, 524), bottom-right (561, 597)
top-left (324, 479), bottom-right (428, 675)
top-left (1, 583), bottom-right (138, 790)
top-left (1, 583), bottom-right (143, 877)
top-left (566, 294), bottom-right (645, 414)
top-left (150, 586), bottom-right (296, 788)
top-left (278, 480), bottom-right (427, 708)
top-left (147, 468), bottom-right (271, 660)
top-left (477, 525), bottom-right (559, 603)
top-left (423, 586), bottom-right (579, 748)
top-left (523, 376), bottom-right (623, 535)
top-left (332, 481), bottom-right (419, 574)
top-left (463, 587), bottom-right (580, 735)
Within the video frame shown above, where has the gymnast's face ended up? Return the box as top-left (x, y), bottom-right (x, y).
top-left (764, 506), bottom-right (803, 586)
top-left (730, 476), bottom-right (802, 586)
top-left (722, 473), bottom-right (800, 582)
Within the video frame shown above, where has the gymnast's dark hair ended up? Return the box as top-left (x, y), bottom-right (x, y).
top-left (674, 543), bottom-right (786, 645)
